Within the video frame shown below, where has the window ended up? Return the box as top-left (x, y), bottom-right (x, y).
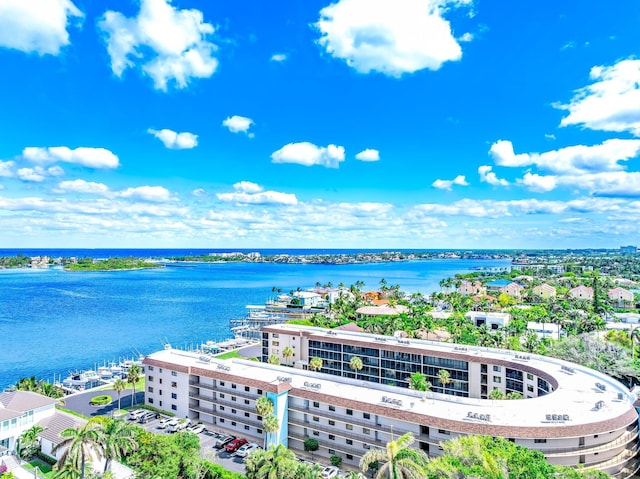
top-left (346, 439), bottom-right (353, 445)
top-left (220, 381), bottom-right (225, 387)
top-left (329, 420), bottom-right (335, 426)
top-left (171, 405), bottom-right (177, 411)
top-left (245, 412), bottom-right (250, 418)
top-left (329, 435), bottom-right (335, 440)
top-left (171, 393), bottom-right (177, 399)
top-left (148, 387), bottom-right (153, 393)
top-left (232, 396), bottom-right (237, 402)
top-left (232, 384), bottom-right (237, 389)
top-left (171, 381), bottom-right (177, 388)
top-left (534, 439), bottom-right (547, 443)
top-left (438, 429), bottom-right (450, 435)
top-left (493, 376), bottom-right (501, 383)
top-left (313, 416), bottom-right (319, 422)
top-left (159, 368), bottom-right (163, 373)
top-left (171, 371), bottom-right (177, 377)
top-left (159, 401), bottom-right (162, 406)
top-left (493, 365), bottom-right (501, 372)
top-left (363, 428), bottom-right (370, 435)
top-left (363, 444), bottom-right (370, 450)
top-left (245, 400), bottom-right (250, 405)
top-left (313, 402), bottom-right (320, 408)
top-left (220, 406), bottom-right (225, 411)
top-left (329, 405), bottom-right (335, 412)
top-left (328, 449), bottom-right (335, 455)
top-left (159, 390), bottom-right (163, 396)
top-left (148, 376), bottom-right (154, 382)
top-left (346, 424), bottom-right (353, 431)
top-left (272, 341), bottom-right (280, 346)
top-left (257, 429), bottom-right (262, 434)
top-left (363, 413), bottom-right (370, 420)
top-left (272, 333), bottom-right (279, 338)
top-left (245, 386), bottom-right (250, 392)
top-left (313, 431), bottom-right (319, 436)
top-left (346, 409), bottom-right (353, 416)
top-left (232, 409), bottom-right (237, 414)
top-left (231, 422), bottom-right (236, 426)
top-left (159, 378), bottom-right (163, 384)
top-left (257, 416), bottom-right (262, 421)
top-left (346, 454), bottom-right (353, 460)
top-left (258, 389), bottom-right (262, 395)
top-left (148, 366), bottom-right (154, 371)
top-left (149, 398), bottom-right (154, 404)
top-left (220, 418), bottom-right (225, 423)
top-left (527, 385), bottom-right (534, 392)
top-left (220, 393), bottom-right (225, 399)
top-left (527, 373), bottom-right (533, 380)
top-left (244, 425), bottom-right (250, 430)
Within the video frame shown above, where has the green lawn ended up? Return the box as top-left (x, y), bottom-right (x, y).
top-left (214, 349), bottom-right (242, 360)
top-left (24, 460), bottom-right (54, 479)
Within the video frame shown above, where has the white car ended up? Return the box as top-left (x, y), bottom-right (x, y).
top-left (127, 409), bottom-right (145, 421)
top-left (235, 442), bottom-right (261, 458)
top-left (322, 466), bottom-right (339, 479)
top-left (188, 423), bottom-right (207, 434)
top-left (157, 417), bottom-right (172, 429)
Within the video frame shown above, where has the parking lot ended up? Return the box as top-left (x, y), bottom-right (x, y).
top-left (127, 411), bottom-right (252, 474)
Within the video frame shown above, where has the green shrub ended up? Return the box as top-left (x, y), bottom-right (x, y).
top-left (140, 404), bottom-right (174, 417)
top-left (330, 454), bottom-right (342, 467)
top-left (89, 395), bottom-right (112, 406)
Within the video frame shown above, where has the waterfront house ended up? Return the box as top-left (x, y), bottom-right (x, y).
top-left (569, 285), bottom-right (594, 300)
top-left (458, 280), bottom-right (485, 296)
top-left (292, 291), bottom-right (322, 308)
top-left (485, 279), bottom-right (513, 293)
top-left (533, 284), bottom-right (557, 300)
top-left (0, 391), bottom-right (58, 456)
top-left (501, 282), bottom-right (524, 299)
top-left (608, 287), bottom-right (635, 308)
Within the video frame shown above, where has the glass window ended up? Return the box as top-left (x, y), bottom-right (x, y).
top-left (171, 404), bottom-right (177, 411)
top-left (171, 381), bottom-right (177, 388)
top-left (148, 387), bottom-right (153, 393)
top-left (493, 376), bottom-right (501, 383)
top-left (171, 371), bottom-right (177, 377)
top-left (171, 393), bottom-right (177, 399)
top-left (313, 416), bottom-right (319, 422)
top-left (363, 413), bottom-right (370, 419)
top-left (363, 428), bottom-right (370, 435)
top-left (346, 409), bottom-right (353, 416)
top-left (329, 405), bottom-right (335, 412)
top-left (493, 366), bottom-right (501, 372)
top-left (346, 439), bottom-right (353, 445)
top-left (313, 402), bottom-right (320, 408)
top-left (329, 435), bottom-right (335, 440)
top-left (148, 376), bottom-right (154, 382)
top-left (346, 424), bottom-right (353, 430)
top-left (329, 420), bottom-right (335, 426)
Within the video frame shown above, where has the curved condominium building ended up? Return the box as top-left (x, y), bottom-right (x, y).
top-left (143, 324), bottom-right (640, 478)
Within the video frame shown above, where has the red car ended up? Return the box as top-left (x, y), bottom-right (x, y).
top-left (225, 438), bottom-right (248, 453)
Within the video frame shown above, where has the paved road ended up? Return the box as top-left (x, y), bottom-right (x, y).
top-left (63, 388), bottom-right (145, 417)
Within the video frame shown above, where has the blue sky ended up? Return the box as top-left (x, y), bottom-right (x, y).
top-left (1, 0), bottom-right (640, 249)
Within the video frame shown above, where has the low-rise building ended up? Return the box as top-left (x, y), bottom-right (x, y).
top-left (527, 321), bottom-right (561, 340)
top-left (608, 288), bottom-right (635, 308)
top-left (465, 312), bottom-right (510, 330)
top-left (533, 284), bottom-right (557, 299)
top-left (458, 281), bottom-right (485, 296)
top-left (569, 285), bottom-right (594, 301)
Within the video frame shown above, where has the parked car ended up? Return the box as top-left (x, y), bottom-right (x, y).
top-left (188, 423), bottom-right (207, 434)
top-left (235, 442), bottom-right (261, 458)
top-left (138, 411), bottom-right (158, 424)
top-left (168, 418), bottom-right (191, 433)
top-left (127, 409), bottom-right (145, 421)
top-left (157, 417), bottom-right (172, 429)
top-left (225, 438), bottom-right (248, 453)
top-left (321, 466), bottom-right (339, 479)
top-left (214, 435), bottom-right (236, 449)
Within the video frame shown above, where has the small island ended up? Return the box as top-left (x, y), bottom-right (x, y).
top-left (64, 257), bottom-right (163, 271)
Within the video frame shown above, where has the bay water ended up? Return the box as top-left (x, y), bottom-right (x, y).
top-left (0, 251), bottom-right (510, 388)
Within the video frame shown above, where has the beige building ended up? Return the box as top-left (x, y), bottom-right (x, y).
top-left (533, 284), bottom-right (557, 299)
top-left (569, 285), bottom-right (594, 300)
top-left (609, 288), bottom-right (635, 308)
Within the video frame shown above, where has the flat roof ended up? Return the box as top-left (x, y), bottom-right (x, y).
top-left (146, 328), bottom-right (637, 438)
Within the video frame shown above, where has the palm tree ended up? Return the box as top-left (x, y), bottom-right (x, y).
top-left (53, 462), bottom-right (81, 479)
top-left (309, 357), bottom-right (323, 372)
top-left (262, 413), bottom-right (280, 449)
top-left (282, 346), bottom-right (294, 367)
top-left (297, 462), bottom-right (324, 479)
top-left (489, 388), bottom-right (506, 400)
top-left (246, 444), bottom-right (298, 479)
top-left (268, 354), bottom-right (280, 365)
top-left (437, 369), bottom-right (451, 394)
top-left (349, 356), bottom-right (363, 378)
top-left (53, 421), bottom-right (104, 479)
top-left (407, 372), bottom-right (431, 393)
top-left (126, 364), bottom-right (141, 407)
top-left (113, 379), bottom-right (126, 413)
top-left (256, 396), bottom-right (274, 416)
top-left (360, 432), bottom-right (429, 479)
top-left (18, 424), bottom-right (43, 459)
top-left (95, 418), bottom-right (138, 473)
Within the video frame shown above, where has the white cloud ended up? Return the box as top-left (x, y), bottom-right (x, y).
top-left (56, 179), bottom-right (110, 195)
top-left (222, 116), bottom-right (254, 136)
top-left (16, 166), bottom-right (64, 182)
top-left (478, 165), bottom-right (508, 186)
top-left (0, 0), bottom-right (83, 55)
top-left (458, 32), bottom-right (473, 42)
top-left (192, 188), bottom-right (206, 197)
top-left (271, 142), bottom-right (345, 168)
top-left (518, 172), bottom-right (557, 192)
top-left (216, 182), bottom-right (297, 206)
top-left (355, 149), bottom-right (380, 162)
top-left (432, 175), bottom-right (468, 190)
top-left (0, 161), bottom-right (15, 177)
top-left (118, 186), bottom-right (173, 202)
top-left (489, 139), bottom-right (640, 175)
top-left (232, 181), bottom-right (263, 194)
top-left (148, 128), bottom-right (198, 149)
top-left (22, 146), bottom-right (120, 169)
top-left (316, 0), bottom-right (468, 77)
top-left (99, 0), bottom-right (219, 91)
top-left (562, 171), bottom-right (640, 197)
top-left (270, 53), bottom-right (287, 62)
top-left (558, 59), bottom-right (640, 136)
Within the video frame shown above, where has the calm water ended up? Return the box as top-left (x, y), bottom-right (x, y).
top-left (0, 253), bottom-right (510, 388)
